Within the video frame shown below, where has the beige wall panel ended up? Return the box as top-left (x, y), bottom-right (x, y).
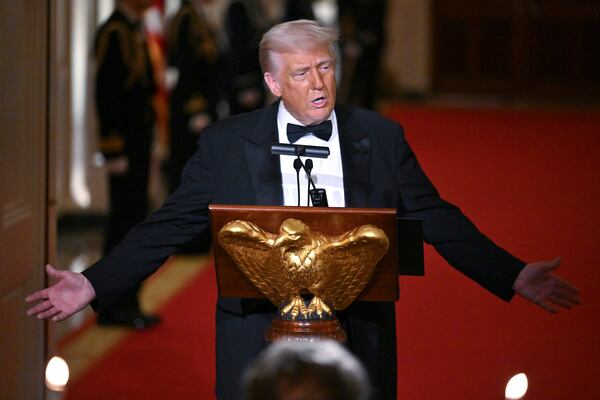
top-left (0, 1), bottom-right (49, 399)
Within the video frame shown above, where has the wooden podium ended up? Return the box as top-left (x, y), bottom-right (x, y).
top-left (209, 204), bottom-right (423, 340)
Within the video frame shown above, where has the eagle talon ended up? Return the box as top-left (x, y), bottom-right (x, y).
top-left (280, 296), bottom-right (308, 320)
top-left (307, 296), bottom-right (332, 319)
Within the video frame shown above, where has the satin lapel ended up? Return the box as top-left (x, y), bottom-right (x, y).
top-left (336, 104), bottom-right (371, 207)
top-left (242, 101), bottom-right (283, 206)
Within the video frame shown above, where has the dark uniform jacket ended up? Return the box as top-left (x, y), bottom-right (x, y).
top-left (167, 0), bottom-right (221, 117)
top-left (94, 7), bottom-right (156, 160)
top-left (166, 0), bottom-right (222, 190)
top-left (223, 0), bottom-right (267, 114)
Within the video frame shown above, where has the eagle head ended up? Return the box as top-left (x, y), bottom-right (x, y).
top-left (273, 218), bottom-right (312, 249)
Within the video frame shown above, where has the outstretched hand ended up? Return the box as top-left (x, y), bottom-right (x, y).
top-left (26, 264), bottom-right (96, 322)
top-left (513, 257), bottom-right (580, 313)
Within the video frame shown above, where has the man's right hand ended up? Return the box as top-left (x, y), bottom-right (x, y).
top-left (26, 264), bottom-right (96, 322)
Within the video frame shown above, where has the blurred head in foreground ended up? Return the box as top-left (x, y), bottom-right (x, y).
top-left (243, 339), bottom-right (371, 400)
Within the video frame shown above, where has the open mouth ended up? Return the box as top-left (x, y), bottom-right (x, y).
top-left (311, 96), bottom-right (327, 107)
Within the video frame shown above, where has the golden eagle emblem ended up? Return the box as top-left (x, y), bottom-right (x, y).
top-left (218, 218), bottom-right (389, 320)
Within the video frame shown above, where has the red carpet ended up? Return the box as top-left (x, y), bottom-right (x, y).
top-left (66, 104), bottom-right (600, 399)
top-left (387, 105), bottom-right (600, 399)
top-left (65, 264), bottom-right (217, 400)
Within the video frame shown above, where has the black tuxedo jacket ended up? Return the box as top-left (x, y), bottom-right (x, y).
top-left (84, 100), bottom-right (524, 310)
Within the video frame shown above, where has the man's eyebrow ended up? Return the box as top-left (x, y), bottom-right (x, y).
top-left (294, 58), bottom-right (332, 70)
top-left (291, 65), bottom-right (310, 74)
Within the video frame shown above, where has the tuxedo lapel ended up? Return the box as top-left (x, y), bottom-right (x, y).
top-left (242, 101), bottom-right (283, 206)
top-left (336, 104), bottom-right (371, 207)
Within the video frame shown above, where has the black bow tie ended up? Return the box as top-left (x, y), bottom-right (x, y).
top-left (286, 121), bottom-right (332, 143)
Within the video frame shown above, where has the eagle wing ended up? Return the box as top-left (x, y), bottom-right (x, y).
top-left (217, 220), bottom-right (289, 306)
top-left (316, 225), bottom-right (389, 310)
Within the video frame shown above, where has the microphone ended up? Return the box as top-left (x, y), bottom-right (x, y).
top-left (271, 143), bottom-right (330, 207)
top-left (305, 159), bottom-right (313, 206)
top-left (293, 158), bottom-right (302, 207)
top-left (294, 157), bottom-right (328, 207)
top-left (305, 158), bottom-right (314, 173)
top-left (271, 143), bottom-right (329, 158)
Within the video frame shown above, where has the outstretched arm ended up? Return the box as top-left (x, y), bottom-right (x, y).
top-left (25, 264), bottom-right (96, 322)
top-left (513, 257), bottom-right (580, 313)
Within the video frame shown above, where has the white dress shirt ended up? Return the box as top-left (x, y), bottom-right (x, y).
top-left (277, 102), bottom-right (345, 207)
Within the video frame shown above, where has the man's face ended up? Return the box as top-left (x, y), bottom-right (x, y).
top-left (264, 46), bottom-right (336, 126)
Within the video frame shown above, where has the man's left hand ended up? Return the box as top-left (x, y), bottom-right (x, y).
top-left (513, 257), bottom-right (580, 313)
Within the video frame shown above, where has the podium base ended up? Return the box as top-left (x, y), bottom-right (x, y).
top-left (265, 315), bottom-right (347, 342)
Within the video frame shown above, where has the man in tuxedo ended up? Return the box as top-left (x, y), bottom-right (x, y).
top-left (27, 20), bottom-right (579, 400)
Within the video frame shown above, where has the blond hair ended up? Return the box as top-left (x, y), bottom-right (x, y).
top-left (259, 19), bottom-right (338, 74)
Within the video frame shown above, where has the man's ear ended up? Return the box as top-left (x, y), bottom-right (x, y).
top-left (264, 73), bottom-right (282, 97)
